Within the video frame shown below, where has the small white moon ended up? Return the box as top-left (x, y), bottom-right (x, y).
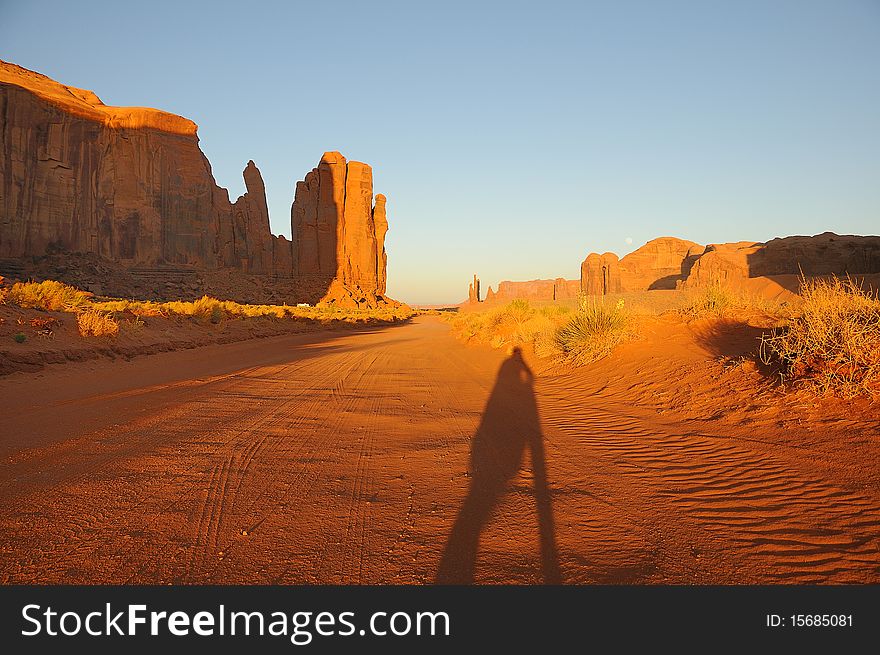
top-left (625, 237), bottom-right (633, 245)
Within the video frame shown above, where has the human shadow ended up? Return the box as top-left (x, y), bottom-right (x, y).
top-left (436, 347), bottom-right (562, 584)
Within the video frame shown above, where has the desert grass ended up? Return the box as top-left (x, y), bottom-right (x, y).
top-left (0, 280), bottom-right (415, 341)
top-left (554, 297), bottom-right (632, 365)
top-left (446, 296), bottom-right (633, 365)
top-left (759, 277), bottom-right (880, 398)
top-left (446, 300), bottom-right (571, 349)
top-left (3, 280), bottom-right (92, 312)
top-left (76, 309), bottom-right (120, 337)
top-left (90, 295), bottom-right (414, 324)
top-left (679, 281), bottom-right (777, 319)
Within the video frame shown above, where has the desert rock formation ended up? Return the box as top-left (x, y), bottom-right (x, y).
top-left (289, 152), bottom-right (390, 301)
top-left (231, 161), bottom-right (276, 275)
top-left (484, 278), bottom-right (580, 302)
top-left (483, 233), bottom-right (879, 304)
top-left (618, 237), bottom-right (702, 290)
top-left (683, 233), bottom-right (880, 288)
top-left (0, 60), bottom-right (393, 306)
top-left (468, 274), bottom-right (481, 303)
top-left (580, 253), bottom-right (622, 296)
top-left (581, 238), bottom-right (700, 296)
top-left (0, 61), bottom-right (226, 269)
top-left (578, 234), bottom-right (880, 295)
top-left (374, 194), bottom-right (388, 295)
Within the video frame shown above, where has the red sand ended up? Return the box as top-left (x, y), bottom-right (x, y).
top-left (0, 315), bottom-right (877, 583)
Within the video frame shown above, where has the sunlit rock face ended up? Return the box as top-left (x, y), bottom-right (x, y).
top-left (0, 60), bottom-right (228, 268)
top-left (290, 151), bottom-right (389, 295)
top-left (683, 233), bottom-right (880, 288)
top-left (0, 61), bottom-right (392, 306)
top-left (577, 233), bottom-right (880, 294)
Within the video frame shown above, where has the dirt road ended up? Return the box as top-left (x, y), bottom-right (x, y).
top-left (1, 316), bottom-right (878, 584)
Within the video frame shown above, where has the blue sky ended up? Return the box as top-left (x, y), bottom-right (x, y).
top-left (2, 0), bottom-right (878, 303)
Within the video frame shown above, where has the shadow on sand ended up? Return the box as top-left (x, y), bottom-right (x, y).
top-left (436, 347), bottom-right (561, 584)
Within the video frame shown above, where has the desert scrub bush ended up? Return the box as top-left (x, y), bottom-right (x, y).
top-left (759, 277), bottom-right (880, 398)
top-left (680, 282), bottom-right (736, 317)
top-left (13, 332), bottom-right (26, 343)
top-left (450, 300), bottom-right (539, 347)
top-left (445, 300), bottom-right (575, 351)
top-left (680, 281), bottom-right (775, 318)
top-left (538, 304), bottom-right (572, 318)
top-left (554, 296), bottom-right (631, 365)
top-left (4, 280), bottom-right (91, 312)
top-left (514, 313), bottom-right (558, 350)
top-left (446, 311), bottom-right (485, 342)
top-left (76, 309), bottom-right (120, 337)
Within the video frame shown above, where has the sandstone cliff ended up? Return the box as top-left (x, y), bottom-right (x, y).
top-left (683, 233), bottom-right (880, 288)
top-left (0, 61), bottom-right (392, 306)
top-left (579, 233), bottom-right (880, 295)
top-left (289, 152), bottom-right (389, 303)
top-left (473, 231), bottom-right (879, 305)
top-left (581, 238), bottom-right (700, 296)
top-left (618, 237), bottom-right (702, 290)
top-left (580, 253), bottom-right (622, 296)
top-left (486, 278), bottom-right (580, 302)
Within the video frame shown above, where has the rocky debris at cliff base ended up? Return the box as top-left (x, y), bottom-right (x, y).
top-left (319, 280), bottom-right (405, 310)
top-left (0, 252), bottom-right (403, 307)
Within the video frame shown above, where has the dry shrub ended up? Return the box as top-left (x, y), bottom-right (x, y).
top-left (77, 309), bottom-right (120, 337)
top-left (88, 294), bottom-right (414, 326)
top-left (4, 280), bottom-right (91, 311)
top-left (554, 297), bottom-right (631, 365)
top-left (29, 316), bottom-right (63, 330)
top-left (680, 282), bottom-right (772, 318)
top-left (760, 277), bottom-right (880, 398)
top-left (446, 299), bottom-right (544, 347)
top-left (681, 282), bottom-right (735, 316)
top-left (446, 296), bottom-right (631, 365)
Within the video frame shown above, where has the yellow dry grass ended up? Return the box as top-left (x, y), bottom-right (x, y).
top-left (0, 280), bottom-right (415, 339)
top-left (91, 295), bottom-right (414, 324)
top-left (446, 296), bottom-right (633, 365)
top-left (446, 300), bottom-right (569, 348)
top-left (679, 281), bottom-right (774, 318)
top-left (554, 297), bottom-right (633, 365)
top-left (76, 309), bottom-right (120, 337)
top-left (3, 280), bottom-right (92, 312)
top-left (760, 277), bottom-right (880, 398)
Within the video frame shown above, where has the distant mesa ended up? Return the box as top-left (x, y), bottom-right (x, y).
top-left (472, 233), bottom-right (880, 304)
top-left (581, 233), bottom-right (880, 295)
top-left (681, 233), bottom-right (880, 290)
top-left (480, 279), bottom-right (580, 303)
top-left (0, 60), bottom-right (395, 307)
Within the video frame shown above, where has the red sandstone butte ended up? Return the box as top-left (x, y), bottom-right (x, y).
top-left (0, 60), bottom-right (393, 306)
